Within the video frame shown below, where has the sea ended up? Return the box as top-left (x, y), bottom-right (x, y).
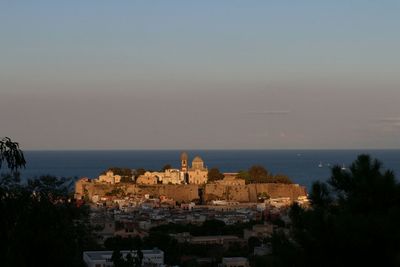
top-left (8, 150), bottom-right (400, 190)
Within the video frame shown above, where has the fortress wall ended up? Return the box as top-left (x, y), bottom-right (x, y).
top-left (226, 185), bottom-right (250, 202)
top-left (78, 181), bottom-right (307, 203)
top-left (158, 184), bottom-right (199, 202)
top-left (204, 183), bottom-right (307, 202)
top-left (84, 183), bottom-right (112, 199)
top-left (204, 183), bottom-right (227, 201)
top-left (126, 184), bottom-right (199, 202)
top-left (249, 183), bottom-right (307, 201)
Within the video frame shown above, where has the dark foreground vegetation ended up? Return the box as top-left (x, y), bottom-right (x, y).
top-left (1, 137), bottom-right (400, 266)
top-left (268, 154), bottom-right (400, 267)
top-left (0, 138), bottom-right (98, 267)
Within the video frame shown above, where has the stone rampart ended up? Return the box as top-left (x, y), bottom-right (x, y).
top-left (77, 179), bottom-right (307, 203)
top-left (204, 183), bottom-right (307, 202)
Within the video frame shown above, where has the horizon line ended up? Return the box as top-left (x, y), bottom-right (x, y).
top-left (23, 148), bottom-right (400, 152)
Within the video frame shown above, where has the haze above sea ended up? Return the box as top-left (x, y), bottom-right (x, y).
top-left (11, 150), bottom-right (400, 190)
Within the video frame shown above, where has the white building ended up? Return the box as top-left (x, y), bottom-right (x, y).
top-left (83, 249), bottom-right (164, 267)
top-left (98, 171), bottom-right (122, 184)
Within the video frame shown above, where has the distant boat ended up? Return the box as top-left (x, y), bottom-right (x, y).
top-left (318, 162), bottom-right (323, 168)
top-left (341, 164), bottom-right (347, 170)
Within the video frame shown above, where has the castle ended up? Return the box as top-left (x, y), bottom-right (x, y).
top-left (136, 152), bottom-right (208, 185)
top-left (74, 152), bottom-right (308, 203)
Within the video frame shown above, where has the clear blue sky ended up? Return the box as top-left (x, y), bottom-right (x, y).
top-left (1, 1), bottom-right (400, 149)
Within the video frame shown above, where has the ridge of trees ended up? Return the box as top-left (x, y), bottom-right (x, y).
top-left (238, 165), bottom-right (293, 184)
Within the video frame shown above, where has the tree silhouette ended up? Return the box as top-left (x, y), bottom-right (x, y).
top-left (208, 167), bottom-right (224, 182)
top-left (273, 154), bottom-right (400, 267)
top-left (0, 137), bottom-right (26, 171)
top-left (0, 138), bottom-right (97, 266)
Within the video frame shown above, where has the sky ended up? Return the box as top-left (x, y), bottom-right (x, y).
top-left (1, 1), bottom-right (400, 150)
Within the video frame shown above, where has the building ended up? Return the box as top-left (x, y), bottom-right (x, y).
top-left (221, 257), bottom-right (249, 267)
top-left (83, 249), bottom-right (164, 267)
top-left (215, 175), bottom-right (245, 186)
top-left (74, 177), bottom-right (91, 199)
top-left (136, 172), bottom-right (159, 185)
top-left (99, 171), bottom-right (122, 184)
top-left (243, 224), bottom-right (273, 240)
top-left (187, 155), bottom-right (208, 184)
top-left (189, 235), bottom-right (240, 246)
top-left (161, 168), bottom-right (183, 184)
top-left (254, 244), bottom-right (271, 256)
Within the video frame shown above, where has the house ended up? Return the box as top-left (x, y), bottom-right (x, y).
top-left (83, 248), bottom-right (164, 267)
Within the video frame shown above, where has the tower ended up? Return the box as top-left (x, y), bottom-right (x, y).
top-left (180, 152), bottom-right (189, 184)
top-left (181, 152), bottom-right (188, 172)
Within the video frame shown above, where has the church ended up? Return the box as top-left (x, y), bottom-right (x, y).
top-left (135, 152), bottom-right (208, 185)
top-left (180, 152), bottom-right (208, 184)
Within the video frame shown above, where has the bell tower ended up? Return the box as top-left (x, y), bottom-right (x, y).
top-left (180, 152), bottom-right (188, 172)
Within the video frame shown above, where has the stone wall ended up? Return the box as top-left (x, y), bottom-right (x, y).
top-left (76, 179), bottom-right (307, 203)
top-left (248, 183), bottom-right (307, 202)
top-left (204, 183), bottom-right (307, 202)
top-left (130, 184), bottom-right (199, 202)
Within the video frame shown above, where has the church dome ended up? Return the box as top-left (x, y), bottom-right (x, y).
top-left (180, 152), bottom-right (188, 161)
top-left (192, 156), bottom-right (203, 163)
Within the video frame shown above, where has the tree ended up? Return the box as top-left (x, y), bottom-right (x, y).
top-left (0, 138), bottom-right (98, 266)
top-left (161, 164), bottom-right (172, 171)
top-left (134, 168), bottom-right (146, 178)
top-left (248, 236), bottom-right (262, 253)
top-left (103, 167), bottom-right (134, 183)
top-left (238, 166), bottom-right (293, 184)
top-left (207, 167), bottom-right (224, 182)
top-left (272, 154), bottom-right (400, 266)
top-left (269, 174), bottom-right (293, 184)
top-left (237, 170), bottom-right (250, 182)
top-left (248, 165), bottom-right (269, 183)
top-left (0, 137), bottom-right (26, 171)
top-left (111, 250), bottom-right (124, 267)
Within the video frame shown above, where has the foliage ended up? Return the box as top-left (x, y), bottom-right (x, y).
top-left (0, 174), bottom-right (98, 267)
top-left (0, 137), bottom-right (26, 171)
top-left (248, 165), bottom-right (269, 182)
top-left (268, 174), bottom-right (292, 184)
top-left (149, 220), bottom-right (260, 238)
top-left (208, 167), bottom-right (225, 182)
top-left (237, 170), bottom-right (250, 181)
top-left (105, 235), bottom-right (143, 251)
top-left (271, 154), bottom-right (400, 266)
top-left (103, 167), bottom-right (134, 183)
top-left (111, 249), bottom-right (143, 267)
top-left (134, 168), bottom-right (146, 178)
top-left (238, 166), bottom-right (293, 184)
top-left (247, 236), bottom-right (262, 253)
top-left (0, 138), bottom-right (97, 266)
top-left (161, 164), bottom-right (172, 171)
top-left (106, 220), bottom-right (262, 265)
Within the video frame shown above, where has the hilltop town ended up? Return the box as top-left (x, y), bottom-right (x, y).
top-left (75, 152), bottom-right (307, 205)
top-left (74, 152), bottom-right (309, 266)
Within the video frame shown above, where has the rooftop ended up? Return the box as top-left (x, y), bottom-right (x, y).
top-left (84, 249), bottom-right (163, 261)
